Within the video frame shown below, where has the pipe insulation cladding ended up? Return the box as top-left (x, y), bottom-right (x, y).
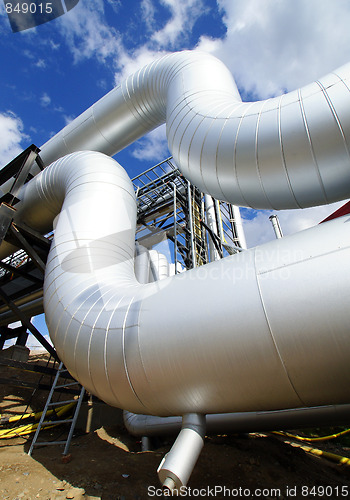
top-left (37, 50), bottom-right (350, 210)
top-left (2, 50), bottom-right (350, 416)
top-left (7, 151), bottom-right (350, 416)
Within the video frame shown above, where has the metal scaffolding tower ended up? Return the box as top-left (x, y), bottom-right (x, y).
top-left (132, 157), bottom-right (245, 273)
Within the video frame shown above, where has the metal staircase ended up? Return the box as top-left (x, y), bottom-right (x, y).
top-left (28, 361), bottom-right (85, 457)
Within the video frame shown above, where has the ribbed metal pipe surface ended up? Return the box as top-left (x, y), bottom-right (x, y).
top-left (3, 50), bottom-right (350, 417)
top-left (9, 151), bottom-right (350, 416)
top-left (38, 51), bottom-right (350, 210)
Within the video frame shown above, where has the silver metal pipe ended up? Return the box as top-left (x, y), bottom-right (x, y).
top-left (30, 50), bottom-right (350, 211)
top-left (231, 205), bottom-right (247, 249)
top-left (204, 194), bottom-right (221, 261)
top-left (2, 50), bottom-right (350, 488)
top-left (124, 411), bottom-right (183, 437)
top-left (157, 413), bottom-right (206, 491)
top-left (172, 182), bottom-right (178, 274)
top-left (134, 244), bottom-right (151, 284)
top-left (269, 214), bottom-right (284, 239)
top-left (187, 180), bottom-right (196, 268)
top-left (148, 250), bottom-right (169, 281)
top-left (124, 404), bottom-right (350, 437)
top-left (214, 199), bottom-right (225, 247)
top-left (2, 51), bottom-right (350, 419)
top-left (5, 151), bottom-right (350, 417)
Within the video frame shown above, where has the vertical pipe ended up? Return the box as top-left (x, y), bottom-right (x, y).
top-left (172, 183), bottom-right (178, 274)
top-left (134, 244), bottom-right (151, 283)
top-left (232, 205), bottom-right (247, 249)
top-left (269, 214), bottom-right (284, 239)
top-left (187, 181), bottom-right (196, 268)
top-left (142, 436), bottom-right (152, 452)
top-left (214, 199), bottom-right (225, 246)
top-left (157, 413), bottom-right (206, 491)
top-left (204, 194), bottom-right (221, 261)
top-left (200, 195), bottom-right (208, 263)
top-left (148, 250), bottom-right (169, 281)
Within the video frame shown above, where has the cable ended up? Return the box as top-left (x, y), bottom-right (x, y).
top-left (0, 402), bottom-right (76, 426)
top-left (0, 403), bottom-right (75, 439)
top-left (273, 428), bottom-right (350, 442)
top-left (282, 439), bottom-right (350, 467)
top-left (2, 354), bottom-right (55, 431)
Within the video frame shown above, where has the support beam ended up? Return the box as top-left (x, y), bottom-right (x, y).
top-left (0, 260), bottom-right (43, 285)
top-left (0, 144), bottom-right (41, 202)
top-left (0, 377), bottom-right (80, 395)
top-left (13, 222), bottom-right (51, 251)
top-left (9, 224), bottom-right (46, 273)
top-left (15, 326), bottom-right (29, 346)
top-left (0, 325), bottom-right (28, 349)
top-left (0, 203), bottom-right (16, 244)
top-left (0, 357), bottom-right (74, 379)
top-left (0, 288), bottom-right (58, 360)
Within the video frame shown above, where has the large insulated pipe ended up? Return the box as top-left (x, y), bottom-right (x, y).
top-left (6, 151), bottom-right (350, 416)
top-left (31, 50), bottom-right (350, 211)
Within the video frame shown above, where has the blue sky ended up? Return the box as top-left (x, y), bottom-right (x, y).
top-left (0, 0), bottom-right (226, 176)
top-left (1, 0), bottom-right (350, 347)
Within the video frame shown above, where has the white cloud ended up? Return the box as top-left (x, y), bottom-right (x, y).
top-left (0, 2), bottom-right (10, 33)
top-left (105, 0), bottom-right (122, 14)
top-left (63, 114), bottom-right (75, 126)
top-left (151, 0), bottom-right (205, 48)
top-left (0, 112), bottom-right (28, 169)
top-left (198, 0), bottom-right (350, 98)
top-left (131, 125), bottom-right (169, 162)
top-left (40, 93), bottom-right (65, 114)
top-left (114, 45), bottom-right (169, 84)
top-left (53, 0), bottom-right (207, 78)
top-left (141, 0), bottom-right (157, 33)
top-left (57, 0), bottom-right (123, 64)
top-left (113, 0), bottom-right (209, 82)
top-left (49, 40), bottom-right (60, 50)
top-left (35, 59), bottom-right (46, 68)
top-left (242, 200), bottom-right (346, 248)
top-left (40, 93), bottom-right (51, 107)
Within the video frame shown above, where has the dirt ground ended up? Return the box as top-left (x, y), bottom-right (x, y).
top-left (1, 352), bottom-right (350, 500)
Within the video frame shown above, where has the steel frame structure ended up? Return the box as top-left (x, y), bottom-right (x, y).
top-left (133, 157), bottom-right (244, 272)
